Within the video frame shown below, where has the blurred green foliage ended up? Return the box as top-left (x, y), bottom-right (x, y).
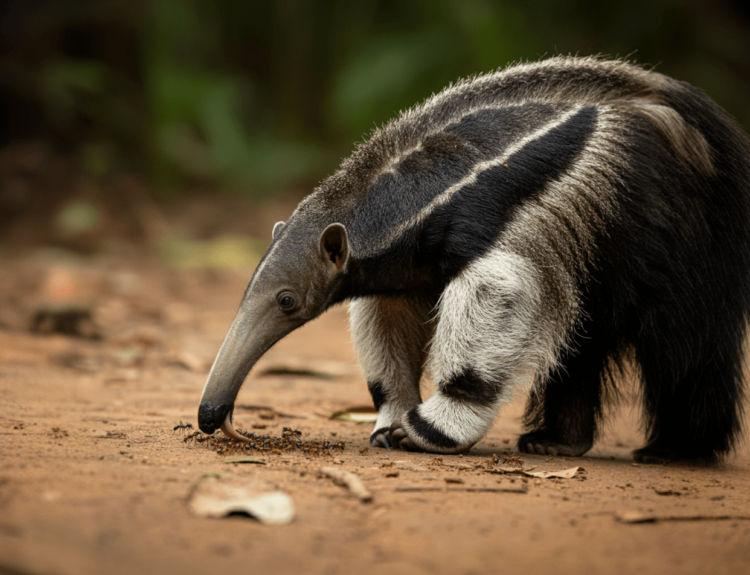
top-left (1, 0), bottom-right (749, 195)
top-left (157, 233), bottom-right (267, 270)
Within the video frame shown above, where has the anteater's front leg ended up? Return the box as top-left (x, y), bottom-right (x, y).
top-left (390, 252), bottom-right (565, 454)
top-left (349, 296), bottom-right (435, 448)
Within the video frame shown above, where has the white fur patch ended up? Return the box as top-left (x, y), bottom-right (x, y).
top-left (399, 249), bottom-right (568, 450)
top-left (427, 250), bottom-right (558, 400)
top-left (349, 297), bottom-right (434, 431)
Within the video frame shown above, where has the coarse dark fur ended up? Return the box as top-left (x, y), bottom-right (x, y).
top-left (199, 56), bottom-right (750, 462)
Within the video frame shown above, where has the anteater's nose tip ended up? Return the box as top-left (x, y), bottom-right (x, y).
top-left (198, 402), bottom-right (232, 434)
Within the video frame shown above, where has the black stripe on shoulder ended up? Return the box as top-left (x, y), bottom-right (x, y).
top-left (441, 369), bottom-right (500, 405)
top-left (348, 103), bottom-right (566, 252)
top-left (407, 409), bottom-right (458, 448)
top-left (418, 105), bottom-right (598, 279)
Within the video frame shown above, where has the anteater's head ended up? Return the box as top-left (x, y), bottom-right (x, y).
top-left (197, 218), bottom-right (350, 440)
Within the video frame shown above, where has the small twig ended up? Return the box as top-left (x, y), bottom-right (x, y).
top-left (395, 485), bottom-right (528, 494)
top-left (616, 510), bottom-right (750, 524)
top-left (456, 486), bottom-right (529, 493)
top-left (320, 467), bottom-right (373, 502)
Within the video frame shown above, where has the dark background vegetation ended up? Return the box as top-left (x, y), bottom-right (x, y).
top-left (1, 0), bottom-right (749, 246)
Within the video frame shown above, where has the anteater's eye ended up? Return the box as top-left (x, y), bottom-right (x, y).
top-left (278, 292), bottom-right (296, 311)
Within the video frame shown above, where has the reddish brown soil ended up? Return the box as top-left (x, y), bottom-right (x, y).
top-left (1, 254), bottom-right (749, 575)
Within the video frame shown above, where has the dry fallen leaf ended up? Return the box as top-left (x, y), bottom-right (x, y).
top-left (330, 406), bottom-right (379, 423)
top-left (189, 476), bottom-right (294, 524)
top-left (526, 467), bottom-right (583, 479)
top-left (493, 466), bottom-right (584, 479)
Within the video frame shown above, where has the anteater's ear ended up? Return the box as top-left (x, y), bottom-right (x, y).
top-left (272, 221), bottom-right (285, 240)
top-left (319, 223), bottom-right (349, 272)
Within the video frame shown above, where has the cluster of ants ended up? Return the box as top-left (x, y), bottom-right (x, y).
top-left (173, 421), bottom-right (346, 457)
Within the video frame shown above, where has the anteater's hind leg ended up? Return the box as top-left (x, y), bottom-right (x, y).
top-left (389, 251), bottom-right (568, 454)
top-left (633, 330), bottom-right (745, 464)
top-left (518, 332), bottom-right (613, 457)
top-left (349, 296), bottom-right (435, 448)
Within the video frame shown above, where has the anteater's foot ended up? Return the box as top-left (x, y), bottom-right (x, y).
top-left (369, 427), bottom-right (391, 449)
top-left (518, 430), bottom-right (592, 457)
top-left (388, 417), bottom-right (476, 454)
top-left (389, 420), bottom-right (421, 451)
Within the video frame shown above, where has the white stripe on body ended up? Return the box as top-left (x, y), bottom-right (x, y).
top-left (383, 106), bottom-right (584, 248)
top-left (427, 250), bottom-right (551, 400)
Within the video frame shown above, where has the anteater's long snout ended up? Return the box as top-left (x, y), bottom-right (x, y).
top-left (197, 307), bottom-right (278, 440)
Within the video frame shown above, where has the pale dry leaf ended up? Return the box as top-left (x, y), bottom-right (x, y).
top-left (494, 466), bottom-right (583, 479)
top-left (189, 476), bottom-right (294, 524)
top-left (526, 467), bottom-right (583, 479)
top-left (330, 405), bottom-right (379, 423)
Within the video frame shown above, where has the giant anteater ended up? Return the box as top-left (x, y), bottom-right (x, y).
top-left (199, 56), bottom-right (750, 463)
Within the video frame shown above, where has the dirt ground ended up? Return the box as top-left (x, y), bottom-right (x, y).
top-left (1, 250), bottom-right (749, 575)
